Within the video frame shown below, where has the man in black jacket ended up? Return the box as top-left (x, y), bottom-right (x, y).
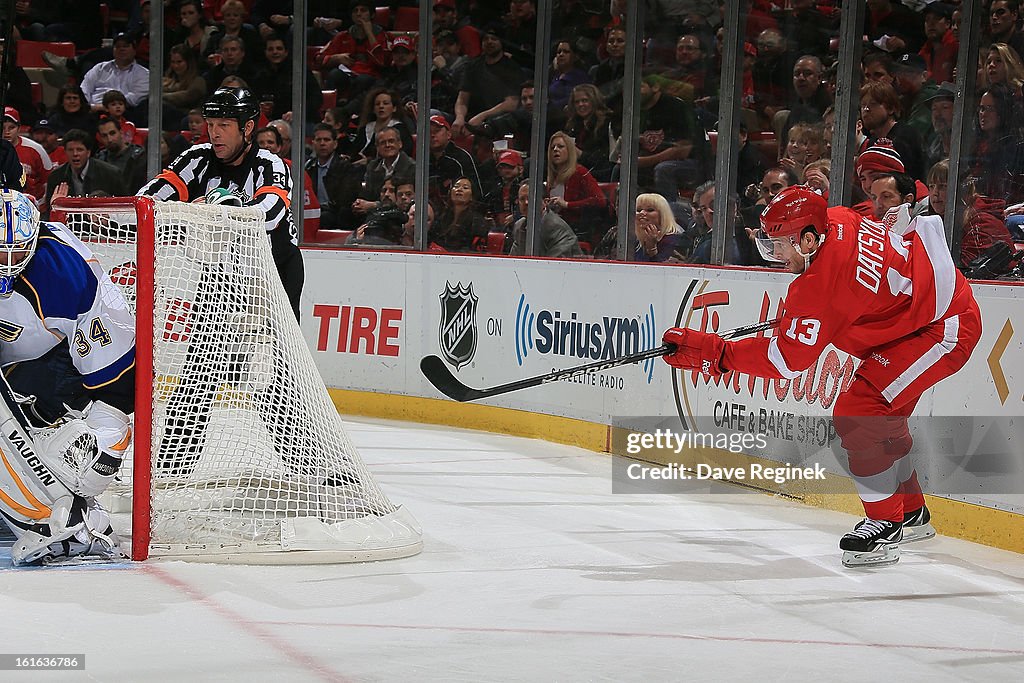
top-left (44, 129), bottom-right (126, 211)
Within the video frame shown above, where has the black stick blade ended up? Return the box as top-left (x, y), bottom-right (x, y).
top-left (420, 356), bottom-right (484, 402)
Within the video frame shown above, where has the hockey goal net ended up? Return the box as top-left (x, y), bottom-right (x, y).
top-left (51, 197), bottom-right (421, 563)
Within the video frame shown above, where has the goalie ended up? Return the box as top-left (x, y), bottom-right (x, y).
top-left (0, 189), bottom-right (135, 565)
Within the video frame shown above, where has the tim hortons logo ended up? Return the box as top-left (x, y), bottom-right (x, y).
top-left (672, 285), bottom-right (858, 420)
top-left (439, 281), bottom-right (479, 370)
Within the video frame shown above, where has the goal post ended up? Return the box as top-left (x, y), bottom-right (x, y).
top-left (51, 197), bottom-right (422, 563)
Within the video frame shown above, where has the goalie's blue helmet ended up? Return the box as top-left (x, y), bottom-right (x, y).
top-left (0, 189), bottom-right (41, 297)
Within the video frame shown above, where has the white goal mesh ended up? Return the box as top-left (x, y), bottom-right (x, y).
top-left (54, 198), bottom-right (421, 562)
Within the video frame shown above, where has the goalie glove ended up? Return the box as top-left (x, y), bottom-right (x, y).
top-left (662, 327), bottom-right (726, 378)
top-left (80, 401), bottom-right (132, 498)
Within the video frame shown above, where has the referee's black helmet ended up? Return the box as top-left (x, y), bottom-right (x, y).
top-left (202, 87), bottom-right (260, 127)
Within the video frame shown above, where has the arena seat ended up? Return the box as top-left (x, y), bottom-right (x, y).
top-left (15, 41), bottom-right (76, 69)
top-left (374, 6), bottom-right (391, 28)
top-left (486, 232), bottom-right (506, 254)
top-left (598, 182), bottom-right (618, 206)
top-left (133, 128), bottom-right (149, 146)
top-left (320, 89), bottom-right (337, 117)
top-left (30, 82), bottom-right (42, 108)
top-left (393, 7), bottom-right (419, 31)
top-left (314, 230), bottom-right (354, 246)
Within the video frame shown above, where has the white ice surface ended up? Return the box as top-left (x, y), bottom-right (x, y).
top-left (1, 416), bottom-right (1023, 682)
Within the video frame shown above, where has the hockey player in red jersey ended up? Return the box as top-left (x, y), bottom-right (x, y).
top-left (662, 186), bottom-right (982, 567)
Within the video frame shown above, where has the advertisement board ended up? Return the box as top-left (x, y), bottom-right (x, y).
top-left (300, 251), bottom-right (1024, 513)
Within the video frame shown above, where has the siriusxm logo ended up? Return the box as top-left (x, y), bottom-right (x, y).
top-left (514, 294), bottom-right (658, 383)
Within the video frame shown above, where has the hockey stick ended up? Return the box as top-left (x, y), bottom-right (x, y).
top-left (421, 318), bottom-right (779, 402)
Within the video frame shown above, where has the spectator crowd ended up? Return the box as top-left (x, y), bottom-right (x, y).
top-left (1, 0), bottom-right (1021, 277)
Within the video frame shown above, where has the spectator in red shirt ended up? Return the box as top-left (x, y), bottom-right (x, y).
top-left (313, 1), bottom-right (390, 102)
top-left (31, 119), bottom-right (66, 166)
top-left (919, 2), bottom-right (958, 84)
top-left (2, 107), bottom-right (50, 205)
top-left (545, 130), bottom-right (608, 243)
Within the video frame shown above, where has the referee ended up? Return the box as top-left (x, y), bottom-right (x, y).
top-left (140, 88), bottom-right (317, 480)
top-left (139, 87), bottom-right (303, 319)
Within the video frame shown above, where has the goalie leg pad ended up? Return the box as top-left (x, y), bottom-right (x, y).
top-left (10, 495), bottom-right (123, 566)
top-left (0, 381), bottom-right (123, 565)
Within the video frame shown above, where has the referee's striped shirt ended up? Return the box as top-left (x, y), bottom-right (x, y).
top-left (138, 143), bottom-right (298, 247)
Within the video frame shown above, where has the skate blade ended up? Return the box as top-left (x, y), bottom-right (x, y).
top-left (900, 523), bottom-right (936, 544)
top-left (842, 543), bottom-right (900, 568)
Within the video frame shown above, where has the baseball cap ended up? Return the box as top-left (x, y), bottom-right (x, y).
top-left (434, 0), bottom-right (456, 9)
top-left (2, 107), bottom-right (19, 125)
top-left (392, 35), bottom-right (415, 52)
top-left (894, 53), bottom-right (927, 72)
top-left (33, 119), bottom-right (55, 132)
top-left (925, 81), bottom-right (956, 104)
top-left (113, 32), bottom-right (137, 46)
top-left (856, 140), bottom-right (905, 176)
top-left (429, 114), bottom-right (451, 129)
top-left (922, 2), bottom-right (954, 19)
top-left (497, 149), bottom-right (523, 166)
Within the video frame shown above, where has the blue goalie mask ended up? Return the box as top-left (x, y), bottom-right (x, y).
top-left (0, 190), bottom-right (41, 297)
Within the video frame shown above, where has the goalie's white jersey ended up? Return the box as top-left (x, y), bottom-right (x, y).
top-left (0, 222), bottom-right (136, 389)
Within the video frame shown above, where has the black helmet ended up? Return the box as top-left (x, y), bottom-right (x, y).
top-left (202, 87), bottom-right (259, 126)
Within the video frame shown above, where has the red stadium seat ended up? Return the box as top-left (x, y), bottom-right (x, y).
top-left (30, 82), bottom-right (43, 107)
top-left (133, 128), bottom-right (149, 146)
top-left (598, 182), bottom-right (618, 220)
top-left (16, 41), bottom-right (76, 69)
top-left (393, 7), bottom-right (419, 31)
top-left (314, 230), bottom-right (353, 245)
top-left (320, 89), bottom-right (337, 118)
top-left (374, 6), bottom-right (392, 28)
top-left (486, 232), bottom-right (506, 254)
top-left (100, 3), bottom-right (109, 37)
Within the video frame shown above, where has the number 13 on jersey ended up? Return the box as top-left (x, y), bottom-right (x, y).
top-left (785, 317), bottom-right (821, 346)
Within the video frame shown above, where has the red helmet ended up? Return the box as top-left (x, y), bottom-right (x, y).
top-left (755, 186), bottom-right (827, 262)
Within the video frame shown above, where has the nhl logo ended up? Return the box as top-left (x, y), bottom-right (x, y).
top-left (438, 281), bottom-right (479, 369)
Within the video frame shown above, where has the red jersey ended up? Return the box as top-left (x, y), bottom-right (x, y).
top-left (722, 208), bottom-right (976, 379)
top-left (314, 30), bottom-right (390, 77)
top-left (48, 146), bottom-right (68, 166)
top-left (283, 158), bottom-right (320, 241)
top-left (13, 139), bottom-right (48, 204)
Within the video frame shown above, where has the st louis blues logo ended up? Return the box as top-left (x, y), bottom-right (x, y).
top-left (0, 319), bottom-right (24, 342)
top-left (438, 281), bottom-right (479, 370)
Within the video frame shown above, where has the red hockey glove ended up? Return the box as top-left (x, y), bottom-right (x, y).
top-left (662, 327), bottom-right (726, 377)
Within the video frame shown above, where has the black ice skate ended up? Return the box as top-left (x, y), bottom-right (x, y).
top-left (901, 505), bottom-right (936, 544)
top-left (840, 518), bottom-right (902, 567)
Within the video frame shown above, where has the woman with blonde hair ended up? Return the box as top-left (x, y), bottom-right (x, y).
top-left (545, 130), bottom-right (608, 243)
top-left (984, 43), bottom-right (1024, 125)
top-left (634, 192), bottom-right (686, 262)
top-left (985, 43), bottom-right (1024, 93)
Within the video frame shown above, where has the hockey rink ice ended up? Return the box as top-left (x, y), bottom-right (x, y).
top-left (1, 415), bottom-right (1023, 682)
